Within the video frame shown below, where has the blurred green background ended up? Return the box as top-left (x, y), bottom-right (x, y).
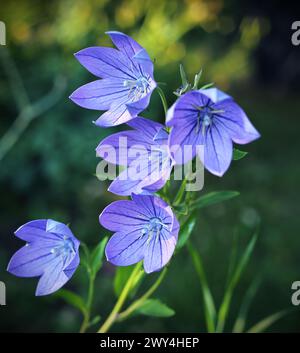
top-left (0, 0), bottom-right (299, 332)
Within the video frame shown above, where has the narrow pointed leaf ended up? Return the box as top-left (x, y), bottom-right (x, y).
top-left (188, 242), bottom-right (216, 332)
top-left (56, 289), bottom-right (86, 314)
top-left (177, 216), bottom-right (197, 249)
top-left (136, 299), bottom-right (175, 317)
top-left (190, 191), bottom-right (240, 211)
top-left (233, 148), bottom-right (248, 161)
top-left (216, 233), bottom-right (258, 332)
top-left (88, 315), bottom-right (101, 328)
top-left (247, 309), bottom-right (292, 333)
top-left (232, 277), bottom-right (261, 333)
top-left (91, 236), bottom-right (108, 277)
top-left (179, 64), bottom-right (188, 87)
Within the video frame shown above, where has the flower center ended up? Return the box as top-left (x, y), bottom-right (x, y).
top-left (50, 236), bottom-right (75, 258)
top-left (141, 217), bottom-right (167, 244)
top-left (123, 76), bottom-right (151, 102)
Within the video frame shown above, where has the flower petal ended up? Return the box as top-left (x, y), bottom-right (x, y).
top-left (96, 129), bottom-right (151, 166)
top-left (63, 252), bottom-right (80, 279)
top-left (168, 118), bottom-right (199, 164)
top-left (15, 220), bottom-right (60, 243)
top-left (127, 117), bottom-right (163, 142)
top-left (106, 31), bottom-right (142, 59)
top-left (105, 229), bottom-right (147, 267)
top-left (35, 256), bottom-right (67, 296)
top-left (100, 200), bottom-right (150, 232)
top-left (74, 47), bottom-right (136, 80)
top-left (7, 244), bottom-right (57, 277)
top-left (143, 223), bottom-right (178, 273)
top-left (69, 79), bottom-right (129, 111)
top-left (200, 123), bottom-right (233, 176)
top-left (94, 100), bottom-right (133, 127)
top-left (199, 88), bottom-right (231, 103)
top-left (213, 99), bottom-right (260, 144)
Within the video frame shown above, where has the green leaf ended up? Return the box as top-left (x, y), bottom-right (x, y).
top-left (247, 309), bottom-right (292, 333)
top-left (88, 315), bottom-right (101, 328)
top-left (200, 82), bottom-right (214, 90)
top-left (193, 68), bottom-right (203, 89)
top-left (233, 148), bottom-right (248, 161)
top-left (90, 237), bottom-right (108, 277)
top-left (177, 216), bottom-right (197, 249)
top-left (56, 289), bottom-right (86, 314)
top-left (114, 265), bottom-right (143, 298)
top-left (190, 191), bottom-right (240, 211)
top-left (188, 242), bottom-right (216, 332)
top-left (216, 232), bottom-right (258, 332)
top-left (173, 204), bottom-right (188, 215)
top-left (179, 63), bottom-right (189, 87)
top-left (137, 299), bottom-right (175, 317)
top-left (232, 277), bottom-right (261, 333)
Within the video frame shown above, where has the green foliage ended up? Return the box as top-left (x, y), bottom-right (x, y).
top-left (216, 233), bottom-right (258, 332)
top-left (114, 265), bottom-right (144, 298)
top-left (177, 216), bottom-right (197, 249)
top-left (56, 289), bottom-right (86, 315)
top-left (233, 148), bottom-right (248, 160)
top-left (136, 299), bottom-right (175, 318)
top-left (90, 237), bottom-right (108, 278)
top-left (189, 191), bottom-right (240, 211)
top-left (247, 310), bottom-right (292, 333)
top-left (188, 242), bottom-right (216, 333)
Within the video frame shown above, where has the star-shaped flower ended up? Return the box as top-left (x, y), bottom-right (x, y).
top-left (70, 31), bottom-right (156, 127)
top-left (96, 117), bottom-right (173, 195)
top-left (100, 194), bottom-right (179, 273)
top-left (7, 220), bottom-right (80, 296)
top-left (167, 88), bottom-right (260, 176)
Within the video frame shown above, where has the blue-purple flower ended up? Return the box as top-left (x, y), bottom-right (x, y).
top-left (96, 117), bottom-right (173, 196)
top-left (7, 219), bottom-right (80, 296)
top-left (167, 88), bottom-right (260, 176)
top-left (70, 31), bottom-right (156, 127)
top-left (100, 194), bottom-right (179, 273)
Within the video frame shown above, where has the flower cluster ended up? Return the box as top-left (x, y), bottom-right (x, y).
top-left (8, 31), bottom-right (260, 295)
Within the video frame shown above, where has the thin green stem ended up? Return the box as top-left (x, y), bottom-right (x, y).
top-left (79, 274), bottom-right (95, 333)
top-left (117, 267), bottom-right (167, 322)
top-left (97, 262), bottom-right (142, 333)
top-left (173, 178), bottom-right (187, 206)
top-left (156, 86), bottom-right (168, 117)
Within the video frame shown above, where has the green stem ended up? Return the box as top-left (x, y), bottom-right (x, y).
top-left (97, 262), bottom-right (142, 333)
top-left (173, 178), bottom-right (187, 206)
top-left (117, 268), bottom-right (167, 322)
top-left (79, 273), bottom-right (95, 333)
top-left (156, 86), bottom-right (168, 117)
top-left (187, 241), bottom-right (216, 333)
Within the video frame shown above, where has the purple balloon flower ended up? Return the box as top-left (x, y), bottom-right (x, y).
top-left (96, 117), bottom-right (173, 196)
top-left (70, 31), bottom-right (157, 127)
top-left (7, 219), bottom-right (80, 296)
top-left (167, 88), bottom-right (260, 176)
top-left (100, 194), bottom-right (179, 273)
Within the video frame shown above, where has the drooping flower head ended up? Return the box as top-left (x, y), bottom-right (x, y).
top-left (7, 220), bottom-right (80, 296)
top-left (96, 117), bottom-right (173, 196)
top-left (100, 194), bottom-right (179, 273)
top-left (167, 88), bottom-right (260, 176)
top-left (70, 31), bottom-right (157, 127)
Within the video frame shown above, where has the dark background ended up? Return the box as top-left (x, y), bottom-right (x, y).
top-left (0, 0), bottom-right (299, 332)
